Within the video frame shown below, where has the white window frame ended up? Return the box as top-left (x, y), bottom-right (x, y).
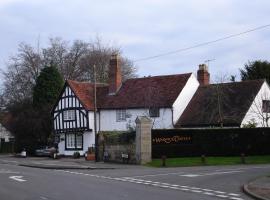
top-left (63, 110), bottom-right (75, 121)
top-left (65, 133), bottom-right (83, 150)
top-left (116, 109), bottom-right (127, 122)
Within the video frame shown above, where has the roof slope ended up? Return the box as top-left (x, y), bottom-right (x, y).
top-left (176, 79), bottom-right (265, 127)
top-left (67, 80), bottom-right (106, 110)
top-left (67, 73), bottom-right (192, 110)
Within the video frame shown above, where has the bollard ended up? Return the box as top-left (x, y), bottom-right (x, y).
top-left (241, 153), bottom-right (246, 164)
top-left (201, 155), bottom-right (206, 165)
top-left (161, 155), bottom-right (166, 167)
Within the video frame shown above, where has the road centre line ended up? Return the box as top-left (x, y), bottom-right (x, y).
top-left (57, 170), bottom-right (244, 200)
top-left (124, 172), bottom-right (185, 178)
top-left (180, 170), bottom-right (243, 177)
top-left (123, 166), bottom-right (270, 179)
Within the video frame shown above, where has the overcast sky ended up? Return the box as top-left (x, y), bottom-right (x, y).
top-left (0, 0), bottom-right (270, 84)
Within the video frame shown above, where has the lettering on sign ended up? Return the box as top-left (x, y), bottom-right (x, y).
top-left (152, 135), bottom-right (192, 145)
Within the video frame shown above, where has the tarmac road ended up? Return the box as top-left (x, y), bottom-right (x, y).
top-left (0, 157), bottom-right (269, 200)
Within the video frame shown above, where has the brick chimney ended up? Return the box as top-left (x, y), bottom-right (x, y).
top-left (197, 64), bottom-right (210, 85)
top-left (108, 54), bottom-right (122, 95)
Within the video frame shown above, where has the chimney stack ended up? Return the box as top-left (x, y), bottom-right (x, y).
top-left (108, 54), bottom-right (122, 95)
top-left (197, 64), bottom-right (210, 85)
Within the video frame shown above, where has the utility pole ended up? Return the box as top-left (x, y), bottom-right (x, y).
top-left (93, 65), bottom-right (99, 162)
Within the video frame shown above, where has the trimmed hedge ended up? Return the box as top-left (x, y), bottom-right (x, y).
top-left (152, 128), bottom-right (270, 158)
top-left (100, 131), bottom-right (135, 145)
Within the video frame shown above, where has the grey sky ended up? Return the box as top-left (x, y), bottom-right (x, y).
top-left (0, 0), bottom-right (270, 84)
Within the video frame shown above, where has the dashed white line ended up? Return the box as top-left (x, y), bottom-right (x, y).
top-left (57, 170), bottom-right (245, 200)
top-left (180, 170), bottom-right (243, 177)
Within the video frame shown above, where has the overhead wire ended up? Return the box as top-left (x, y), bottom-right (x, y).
top-left (134, 24), bottom-right (270, 63)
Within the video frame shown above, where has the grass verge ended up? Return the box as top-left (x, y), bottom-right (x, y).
top-left (146, 155), bottom-right (270, 167)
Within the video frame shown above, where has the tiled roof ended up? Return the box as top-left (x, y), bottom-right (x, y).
top-left (67, 73), bottom-right (192, 110)
top-left (67, 80), bottom-right (105, 110)
top-left (176, 79), bottom-right (265, 127)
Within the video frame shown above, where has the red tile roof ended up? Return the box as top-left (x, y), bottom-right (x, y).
top-left (67, 73), bottom-right (192, 110)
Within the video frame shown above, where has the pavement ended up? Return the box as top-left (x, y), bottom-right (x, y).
top-left (0, 154), bottom-right (142, 170)
top-left (244, 176), bottom-right (270, 200)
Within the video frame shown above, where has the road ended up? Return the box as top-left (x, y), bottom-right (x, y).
top-left (0, 158), bottom-right (269, 200)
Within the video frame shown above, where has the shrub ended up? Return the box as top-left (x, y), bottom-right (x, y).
top-left (73, 151), bottom-right (80, 159)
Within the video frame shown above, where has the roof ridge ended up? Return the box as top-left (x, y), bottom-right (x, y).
top-left (67, 79), bottom-right (108, 86)
top-left (126, 72), bottom-right (192, 81)
top-left (205, 79), bottom-right (265, 87)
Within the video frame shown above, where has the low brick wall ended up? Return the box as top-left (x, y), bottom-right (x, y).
top-left (98, 131), bottom-right (136, 164)
top-left (98, 117), bottom-right (153, 164)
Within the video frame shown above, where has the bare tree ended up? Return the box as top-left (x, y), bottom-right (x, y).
top-left (1, 43), bottom-right (43, 105)
top-left (1, 37), bottom-right (137, 105)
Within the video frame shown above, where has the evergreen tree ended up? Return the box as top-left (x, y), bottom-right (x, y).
top-left (240, 60), bottom-right (270, 83)
top-left (33, 65), bottom-right (64, 108)
top-left (30, 65), bottom-right (64, 150)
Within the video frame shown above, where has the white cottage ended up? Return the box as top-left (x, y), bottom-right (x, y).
top-left (52, 55), bottom-right (270, 155)
top-left (0, 123), bottom-right (14, 143)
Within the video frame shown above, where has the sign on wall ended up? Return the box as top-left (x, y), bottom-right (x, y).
top-left (152, 134), bottom-right (192, 145)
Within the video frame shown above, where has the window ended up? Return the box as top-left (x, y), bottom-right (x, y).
top-left (116, 110), bottom-right (126, 121)
top-left (262, 100), bottom-right (270, 113)
top-left (65, 133), bottom-right (83, 150)
top-left (149, 107), bottom-right (160, 117)
top-left (63, 110), bottom-right (75, 121)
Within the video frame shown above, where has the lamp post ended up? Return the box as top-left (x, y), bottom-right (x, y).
top-left (93, 65), bottom-right (99, 162)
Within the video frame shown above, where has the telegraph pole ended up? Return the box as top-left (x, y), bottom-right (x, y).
top-left (93, 65), bottom-right (99, 162)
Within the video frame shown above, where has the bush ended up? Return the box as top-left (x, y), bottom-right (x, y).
top-left (101, 131), bottom-right (135, 145)
top-left (73, 151), bottom-right (80, 159)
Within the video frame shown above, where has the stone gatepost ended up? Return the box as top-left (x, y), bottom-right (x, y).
top-left (135, 116), bottom-right (152, 164)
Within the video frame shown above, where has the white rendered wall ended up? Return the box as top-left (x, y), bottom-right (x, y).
top-left (99, 108), bottom-right (173, 131)
top-left (241, 81), bottom-right (270, 127)
top-left (58, 131), bottom-right (94, 156)
top-left (172, 73), bottom-right (199, 124)
top-left (0, 124), bottom-right (13, 142)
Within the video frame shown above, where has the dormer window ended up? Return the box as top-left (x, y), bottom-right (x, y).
top-left (262, 100), bottom-right (270, 113)
top-left (63, 110), bottom-right (75, 121)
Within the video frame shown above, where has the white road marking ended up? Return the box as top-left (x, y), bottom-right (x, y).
top-left (204, 192), bottom-right (215, 196)
top-left (9, 175), bottom-right (26, 182)
top-left (216, 191), bottom-right (226, 194)
top-left (57, 170), bottom-right (245, 200)
top-left (180, 170), bottom-right (243, 177)
top-left (216, 194), bottom-right (229, 198)
top-left (228, 193), bottom-right (241, 197)
top-left (0, 169), bottom-right (20, 174)
top-left (124, 172), bottom-right (185, 178)
top-left (229, 197), bottom-right (244, 200)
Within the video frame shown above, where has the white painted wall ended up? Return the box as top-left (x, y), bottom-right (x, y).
top-left (241, 81), bottom-right (270, 127)
top-left (58, 131), bottom-right (94, 156)
top-left (99, 108), bottom-right (173, 131)
top-left (0, 124), bottom-right (13, 142)
top-left (172, 73), bottom-right (199, 124)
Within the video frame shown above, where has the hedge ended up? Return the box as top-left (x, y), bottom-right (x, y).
top-left (152, 128), bottom-right (270, 158)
